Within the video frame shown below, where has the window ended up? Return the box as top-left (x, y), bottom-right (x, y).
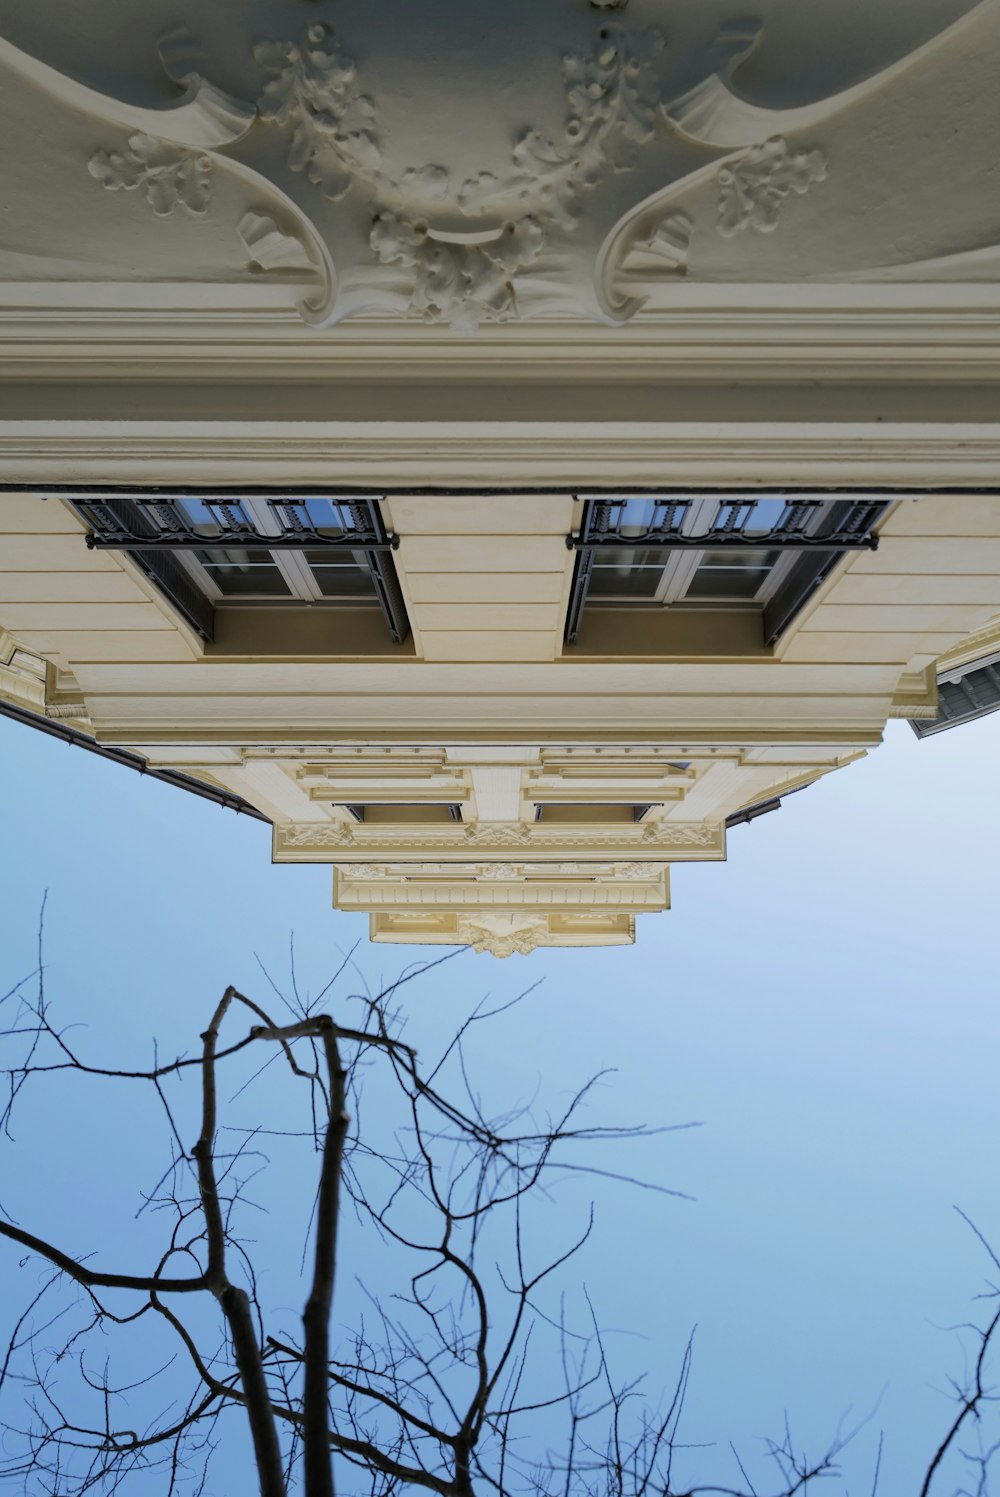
top-left (67, 494), bottom-right (409, 644)
top-left (534, 804), bottom-right (652, 824)
top-left (565, 494), bottom-right (887, 645)
top-left (910, 656), bottom-right (1000, 739)
top-left (342, 804), bottom-right (464, 824)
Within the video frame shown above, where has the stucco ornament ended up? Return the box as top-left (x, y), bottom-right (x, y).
top-left (456, 913), bottom-right (550, 958)
top-left (254, 25), bottom-right (381, 203)
top-left (717, 137), bottom-right (827, 236)
top-left (369, 213), bottom-right (546, 334)
top-left (462, 821), bottom-right (534, 847)
top-left (282, 822), bottom-right (355, 848)
top-left (88, 134), bottom-right (212, 216)
top-left (641, 821), bottom-right (717, 847)
top-left (8, 0), bottom-right (987, 330)
top-left (247, 18), bottom-right (666, 330)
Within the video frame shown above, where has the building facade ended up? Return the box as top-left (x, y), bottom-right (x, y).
top-left (2, 0), bottom-right (1000, 953)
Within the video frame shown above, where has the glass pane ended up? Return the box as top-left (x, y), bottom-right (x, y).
top-left (588, 546), bottom-right (665, 598)
top-left (694, 546), bottom-right (779, 570)
top-left (685, 547), bottom-right (778, 600)
top-left (193, 547), bottom-right (291, 597)
top-left (685, 570), bottom-right (770, 600)
top-left (301, 547), bottom-right (376, 599)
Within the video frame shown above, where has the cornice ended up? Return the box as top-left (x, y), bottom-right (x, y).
top-left (273, 818), bottom-right (725, 863)
top-left (100, 727), bottom-right (886, 752)
top-left (333, 880), bottom-right (669, 912)
top-left (934, 617), bottom-right (1000, 680)
top-left (4, 422), bottom-right (1000, 488)
top-left (3, 287), bottom-right (1000, 384)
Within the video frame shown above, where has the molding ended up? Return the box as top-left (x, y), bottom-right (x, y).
top-left (934, 617), bottom-right (1000, 680)
top-left (4, 288), bottom-right (1000, 385)
top-left (333, 872), bottom-right (669, 912)
top-left (369, 908), bottom-right (636, 953)
top-left (5, 422), bottom-right (1000, 488)
top-left (274, 817), bottom-right (724, 862)
top-left (888, 669), bottom-right (937, 719)
top-left (98, 725), bottom-right (888, 749)
top-left (333, 860), bottom-right (667, 880)
top-left (0, 630), bottom-right (47, 714)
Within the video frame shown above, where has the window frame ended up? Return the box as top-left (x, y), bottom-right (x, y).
top-left (565, 494), bottom-right (888, 645)
top-left (64, 494), bottom-right (410, 645)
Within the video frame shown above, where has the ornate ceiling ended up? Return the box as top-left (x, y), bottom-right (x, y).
top-left (1, 0), bottom-right (998, 335)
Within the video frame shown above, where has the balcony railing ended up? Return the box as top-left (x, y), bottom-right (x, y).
top-left (565, 495), bottom-right (888, 644)
top-left (62, 494), bottom-right (409, 644)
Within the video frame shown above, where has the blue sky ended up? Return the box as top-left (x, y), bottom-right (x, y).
top-left (1, 709), bottom-right (999, 1493)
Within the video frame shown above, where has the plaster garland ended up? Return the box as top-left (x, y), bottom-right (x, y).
top-left (455, 913), bottom-right (550, 958)
top-left (248, 19), bottom-right (667, 330)
top-left (716, 138), bottom-right (827, 237)
top-left (254, 25), bottom-right (381, 204)
top-left (88, 135), bottom-right (213, 216)
top-left (3, 2), bottom-right (987, 330)
top-left (75, 13), bottom-right (827, 331)
top-left (597, 0), bottom-right (998, 315)
top-left (369, 215), bottom-right (547, 336)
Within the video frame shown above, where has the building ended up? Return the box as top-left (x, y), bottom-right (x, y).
top-left (2, 0), bottom-right (1000, 954)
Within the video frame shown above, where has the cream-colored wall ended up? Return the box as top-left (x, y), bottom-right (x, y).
top-left (3, 490), bottom-right (1000, 947)
top-left (0, 497), bottom-right (202, 667)
top-left (5, 496), bottom-right (1000, 741)
top-left (780, 500), bottom-right (1000, 673)
top-left (382, 495), bottom-right (575, 663)
top-left (0, 495), bottom-right (945, 746)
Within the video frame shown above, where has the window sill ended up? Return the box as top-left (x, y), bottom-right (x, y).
top-left (205, 606), bottom-right (417, 659)
top-left (561, 607), bottom-right (773, 660)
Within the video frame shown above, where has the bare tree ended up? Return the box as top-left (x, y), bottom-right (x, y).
top-left (0, 933), bottom-right (992, 1496)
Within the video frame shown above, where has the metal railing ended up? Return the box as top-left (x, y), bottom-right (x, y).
top-left (60, 494), bottom-right (410, 644)
top-left (565, 495), bottom-right (889, 644)
top-left (77, 496), bottom-right (400, 552)
top-left (910, 658), bottom-right (1000, 738)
